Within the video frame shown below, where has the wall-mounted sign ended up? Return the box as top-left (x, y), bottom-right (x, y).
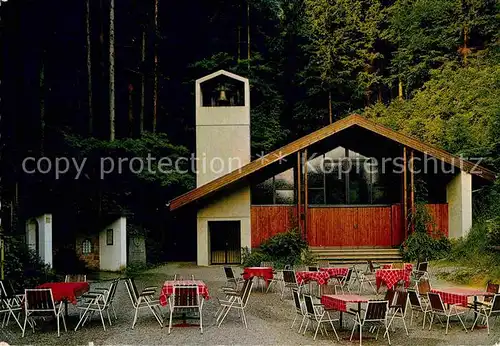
top-left (106, 229), bottom-right (113, 245)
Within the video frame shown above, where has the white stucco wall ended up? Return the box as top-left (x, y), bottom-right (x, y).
top-left (446, 171), bottom-right (472, 239)
top-left (34, 214), bottom-right (53, 267)
top-left (197, 186), bottom-right (251, 266)
top-left (99, 217), bottom-right (127, 271)
top-left (194, 71), bottom-right (252, 266)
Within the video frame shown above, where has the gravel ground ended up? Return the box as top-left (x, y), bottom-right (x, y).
top-left (2, 263), bottom-right (500, 345)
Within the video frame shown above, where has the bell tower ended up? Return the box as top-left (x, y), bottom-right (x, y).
top-left (195, 70), bottom-right (250, 186)
top-left (194, 70), bottom-right (251, 266)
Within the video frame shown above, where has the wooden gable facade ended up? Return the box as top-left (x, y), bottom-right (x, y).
top-left (169, 114), bottom-right (495, 252)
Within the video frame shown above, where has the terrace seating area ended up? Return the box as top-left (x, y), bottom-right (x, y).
top-left (1, 262), bottom-right (499, 345)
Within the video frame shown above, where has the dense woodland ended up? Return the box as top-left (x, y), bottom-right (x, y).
top-left (1, 0), bottom-right (500, 265)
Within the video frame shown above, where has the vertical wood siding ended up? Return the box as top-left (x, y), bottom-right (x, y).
top-left (250, 206), bottom-right (297, 247)
top-left (250, 203), bottom-right (449, 247)
top-left (306, 207), bottom-right (392, 247)
top-left (426, 204), bottom-right (449, 237)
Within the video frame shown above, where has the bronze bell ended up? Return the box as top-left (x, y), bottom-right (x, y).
top-left (218, 87), bottom-right (228, 102)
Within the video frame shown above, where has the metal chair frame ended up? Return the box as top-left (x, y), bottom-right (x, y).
top-left (23, 288), bottom-right (67, 337)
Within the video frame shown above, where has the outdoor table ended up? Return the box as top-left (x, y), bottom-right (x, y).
top-left (159, 280), bottom-right (210, 328)
top-left (431, 287), bottom-right (493, 321)
top-left (382, 263), bottom-right (413, 275)
top-left (375, 268), bottom-right (410, 292)
top-left (159, 280), bottom-right (210, 306)
top-left (321, 294), bottom-right (369, 330)
top-left (36, 282), bottom-right (90, 316)
top-left (296, 270), bottom-right (330, 286)
top-left (319, 267), bottom-right (349, 280)
top-left (242, 267), bottom-right (274, 286)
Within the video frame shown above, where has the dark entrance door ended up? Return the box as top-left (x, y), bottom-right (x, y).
top-left (209, 221), bottom-right (241, 264)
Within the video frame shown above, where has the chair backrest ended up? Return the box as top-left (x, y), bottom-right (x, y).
top-left (104, 280), bottom-right (119, 307)
top-left (283, 270), bottom-right (297, 284)
top-left (308, 266), bottom-right (318, 272)
top-left (408, 289), bottom-right (422, 309)
top-left (427, 292), bottom-right (446, 312)
top-left (485, 282), bottom-right (500, 303)
top-left (367, 260), bottom-right (376, 273)
top-left (128, 277), bottom-right (141, 300)
top-left (125, 278), bottom-right (139, 305)
top-left (345, 268), bottom-right (353, 282)
top-left (364, 300), bottom-right (388, 322)
top-left (490, 294), bottom-right (500, 312)
top-left (224, 266), bottom-right (235, 280)
top-left (172, 285), bottom-right (200, 308)
top-left (0, 280), bottom-right (16, 298)
top-left (65, 274), bottom-right (87, 282)
top-left (241, 279), bottom-right (253, 307)
top-left (260, 261), bottom-right (274, 268)
top-left (25, 289), bottom-right (56, 312)
top-left (303, 294), bottom-right (316, 315)
top-left (417, 278), bottom-right (431, 295)
top-left (417, 262), bottom-right (428, 272)
top-left (384, 289), bottom-right (396, 306)
top-left (292, 289), bottom-right (302, 312)
top-left (394, 291), bottom-right (408, 314)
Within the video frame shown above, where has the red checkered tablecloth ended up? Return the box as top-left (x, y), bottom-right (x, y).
top-left (37, 282), bottom-right (89, 304)
top-left (319, 267), bottom-right (349, 279)
top-left (242, 267), bottom-right (274, 284)
top-left (159, 280), bottom-right (210, 306)
top-left (375, 269), bottom-right (410, 291)
top-left (321, 294), bottom-right (368, 312)
top-left (431, 288), bottom-right (493, 307)
top-left (296, 271), bottom-right (331, 286)
top-left (381, 263), bottom-right (413, 274)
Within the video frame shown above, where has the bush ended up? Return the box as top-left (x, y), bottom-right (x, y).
top-left (5, 236), bottom-right (56, 290)
top-left (400, 231), bottom-right (451, 262)
top-left (241, 248), bottom-right (270, 267)
top-left (486, 217), bottom-right (500, 247)
top-left (242, 229), bottom-right (309, 268)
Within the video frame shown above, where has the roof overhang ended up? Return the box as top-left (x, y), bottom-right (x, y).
top-left (169, 114), bottom-right (496, 211)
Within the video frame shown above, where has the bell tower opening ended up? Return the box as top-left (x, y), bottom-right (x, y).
top-left (200, 75), bottom-right (245, 107)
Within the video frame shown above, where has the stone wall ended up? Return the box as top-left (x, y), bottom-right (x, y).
top-left (75, 234), bottom-right (100, 270)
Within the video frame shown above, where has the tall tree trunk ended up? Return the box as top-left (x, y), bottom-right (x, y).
top-left (109, 0), bottom-right (115, 141)
top-left (152, 0), bottom-right (159, 133)
top-left (328, 91), bottom-right (332, 124)
top-left (398, 78), bottom-right (403, 100)
top-left (237, 25), bottom-right (241, 61)
top-left (128, 84), bottom-right (134, 137)
top-left (40, 55), bottom-right (45, 155)
top-left (247, 0), bottom-right (250, 69)
top-left (140, 30), bottom-right (146, 134)
top-left (86, 0), bottom-right (93, 135)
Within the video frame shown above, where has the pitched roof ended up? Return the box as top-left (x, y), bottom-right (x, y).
top-left (169, 114), bottom-right (496, 211)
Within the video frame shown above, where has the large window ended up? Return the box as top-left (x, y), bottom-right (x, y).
top-left (308, 147), bottom-right (395, 205)
top-left (252, 168), bottom-right (295, 205)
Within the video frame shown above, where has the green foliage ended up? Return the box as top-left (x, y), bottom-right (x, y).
top-left (364, 59), bottom-right (500, 169)
top-left (65, 132), bottom-right (194, 190)
top-left (400, 203), bottom-right (451, 262)
top-left (242, 229), bottom-right (309, 268)
top-left (5, 236), bottom-right (56, 290)
top-left (486, 217), bottom-right (500, 247)
top-left (260, 228), bottom-right (307, 263)
top-left (400, 231), bottom-right (451, 262)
